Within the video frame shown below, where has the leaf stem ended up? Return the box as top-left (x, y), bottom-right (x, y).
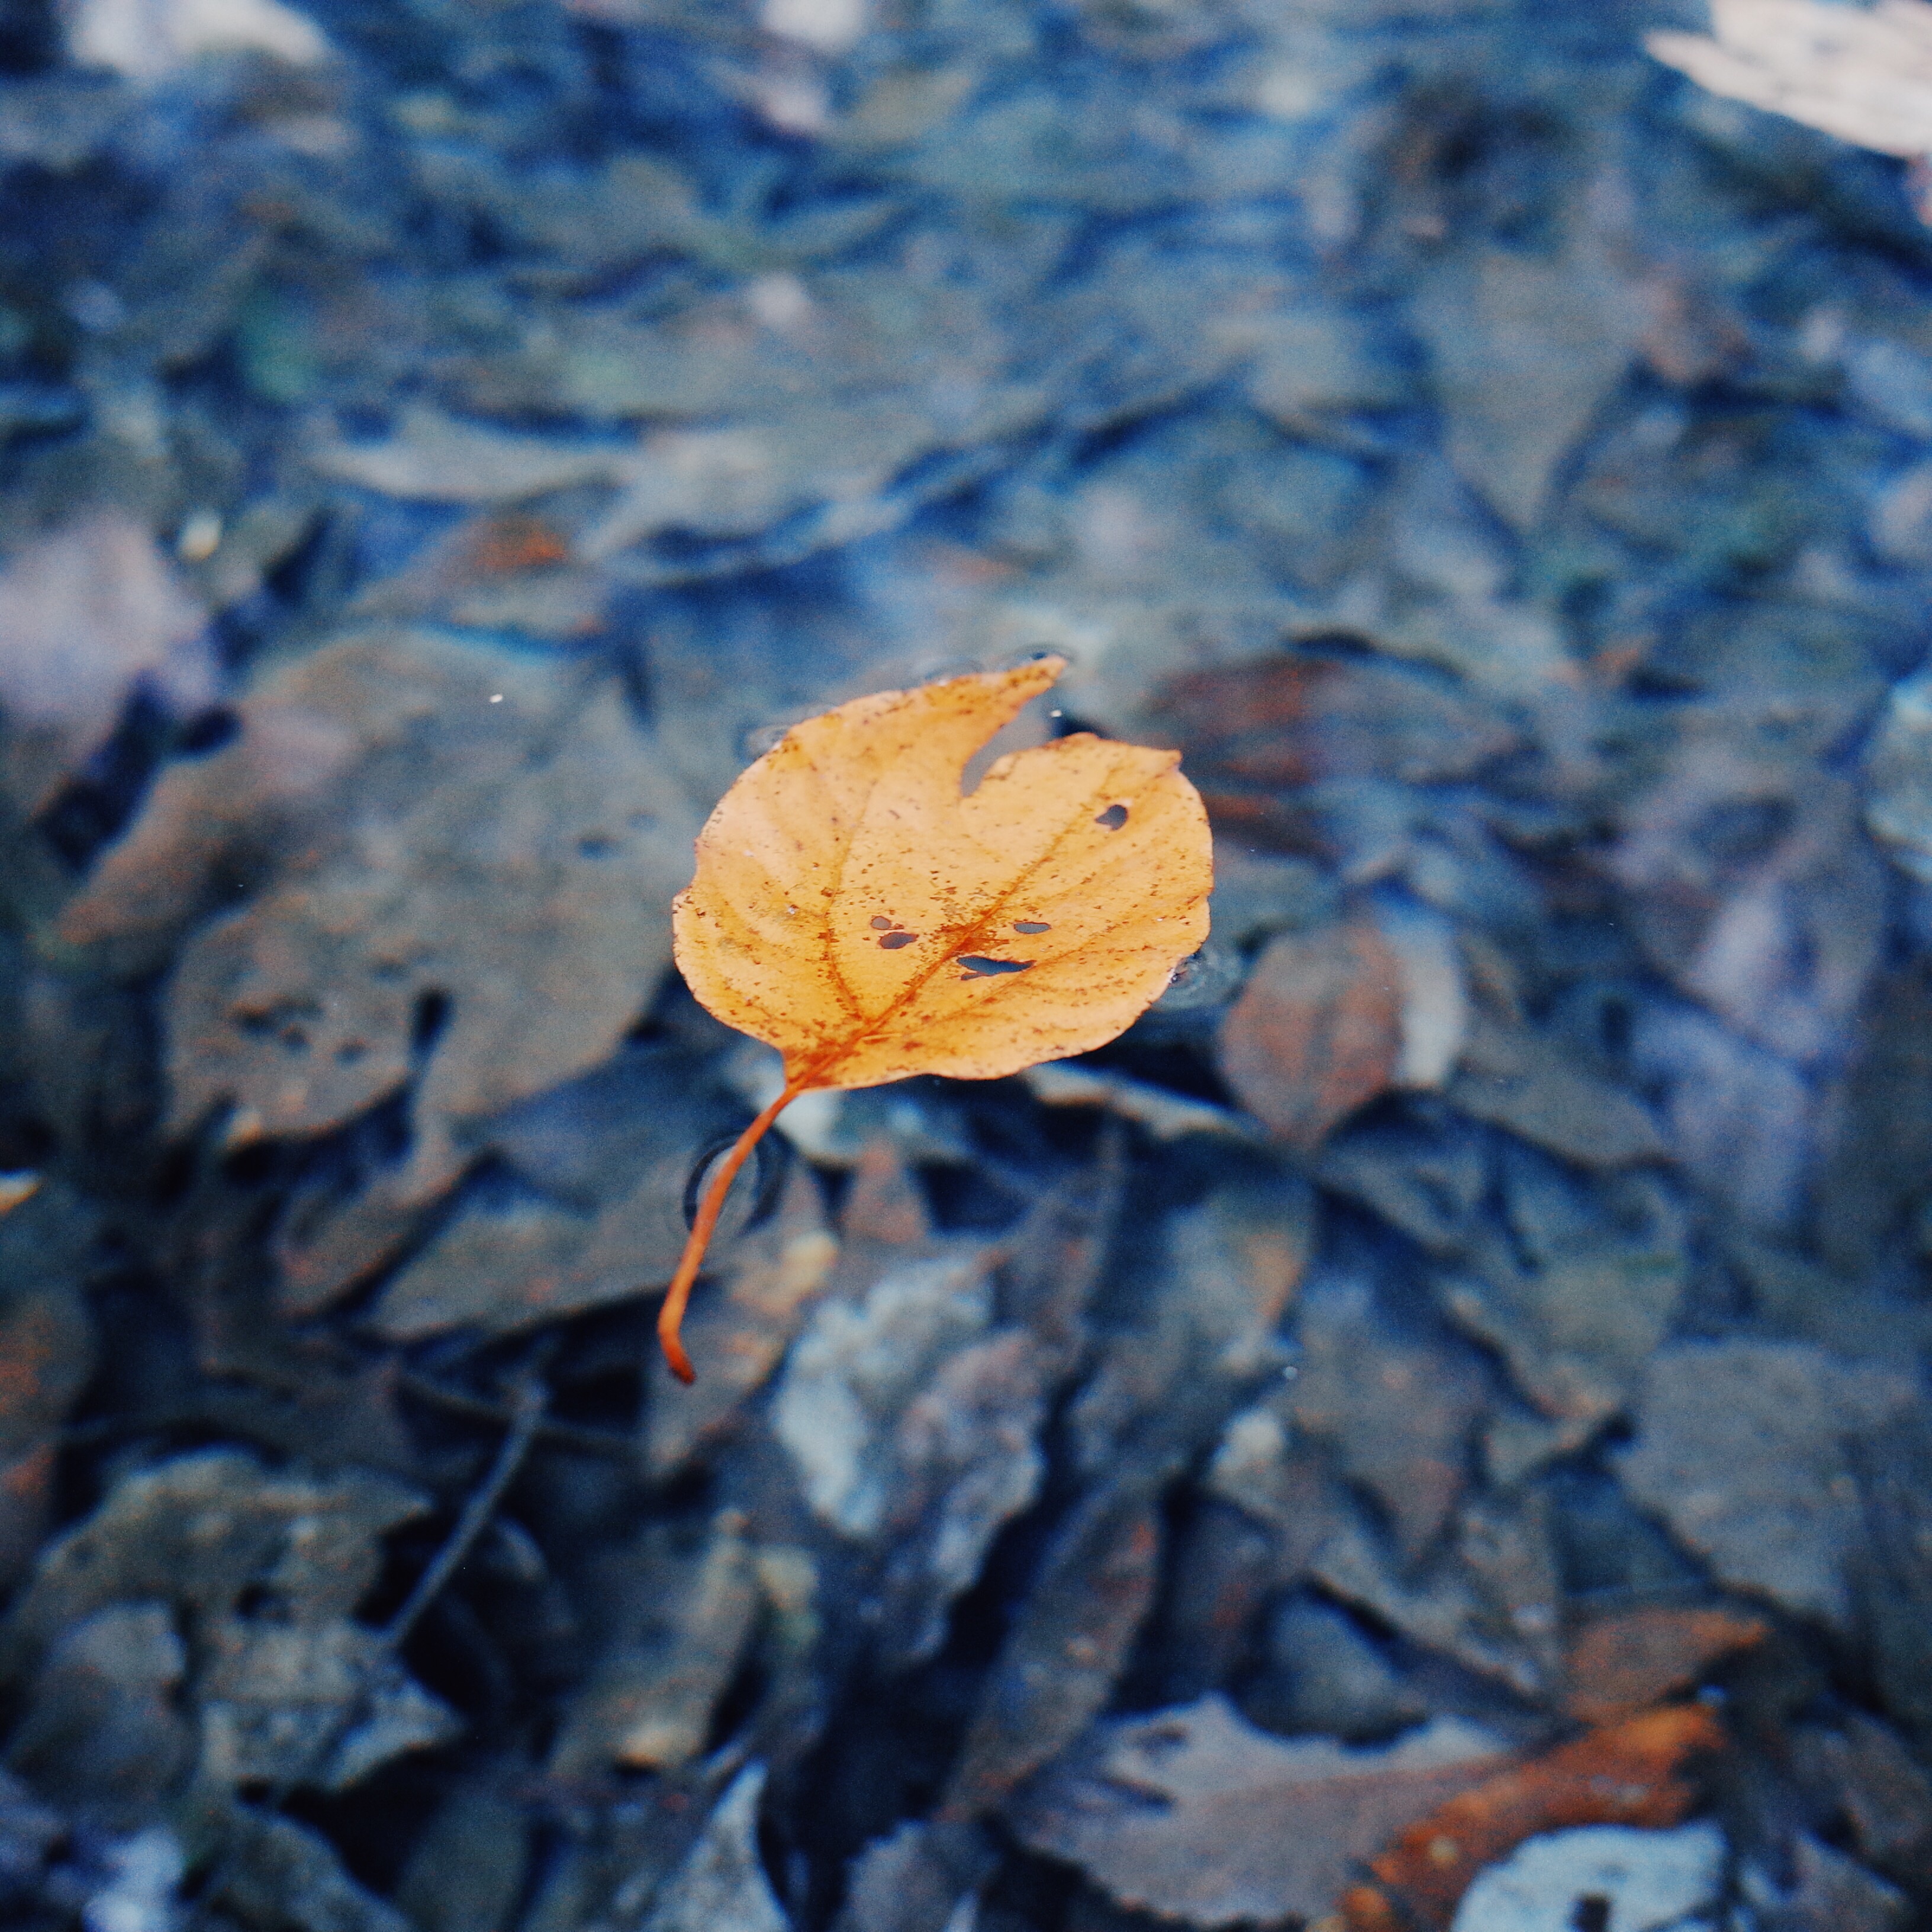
top-left (658, 1076), bottom-right (807, 1383)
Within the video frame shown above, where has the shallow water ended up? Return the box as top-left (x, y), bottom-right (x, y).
top-left (1, 1), bottom-right (1930, 1928)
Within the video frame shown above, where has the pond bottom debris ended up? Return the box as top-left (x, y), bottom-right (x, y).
top-left (5, 0), bottom-right (1932, 1927)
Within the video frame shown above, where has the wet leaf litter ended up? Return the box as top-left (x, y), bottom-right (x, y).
top-left (7, 0), bottom-right (1932, 1928)
top-left (661, 655), bottom-right (1212, 1377)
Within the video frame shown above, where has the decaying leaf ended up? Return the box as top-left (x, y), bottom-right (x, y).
top-left (67, 0), bottom-right (333, 82)
top-left (1217, 919), bottom-right (1403, 1149)
top-left (1009, 1693), bottom-right (1511, 1927)
top-left (639, 1763), bottom-right (790, 1932)
top-left (549, 1511), bottom-right (762, 1778)
top-left (1022, 1057), bottom-right (1263, 1142)
top-left (1562, 1606), bottom-right (1767, 1725)
top-left (366, 1046), bottom-right (785, 1342)
top-left (772, 1241), bottom-right (1003, 1541)
top-left (755, 1141), bottom-right (1023, 1629)
top-left (661, 656), bottom-right (1212, 1377)
top-left (198, 1616), bottom-right (460, 1791)
top-left (1631, 999), bottom-right (1811, 1232)
top-left (307, 404), bottom-right (635, 504)
top-left (1815, 959), bottom-right (1932, 1276)
top-left (943, 1477), bottom-right (1164, 1818)
top-left (2, 1450), bottom-right (421, 1662)
top-left (0, 510), bottom-right (215, 817)
top-left (3, 1604), bottom-right (192, 1827)
top-left (1311, 1506), bottom-right (1548, 1700)
top-left (1245, 1590), bottom-right (1431, 1744)
top-left (0, 1183), bottom-right (96, 1591)
top-left (1068, 1164), bottom-right (1312, 1483)
top-left (1608, 745), bottom-right (1883, 1068)
top-left (1289, 1274), bottom-right (1488, 1564)
top-left (1743, 1832), bottom-right (1912, 1932)
top-left (872, 1327), bottom-right (1052, 1666)
top-left (1438, 1157), bottom-right (1686, 1431)
top-left (1149, 647), bottom-right (1518, 847)
top-left (1804, 1711), bottom-right (1932, 1887)
top-left (395, 1786), bottom-right (532, 1932)
top-left (1318, 1116), bottom-right (1490, 1258)
top-left (1447, 1013), bottom-right (1667, 1171)
top-left (0, 1450), bottom-right (454, 1799)
top-left (833, 1820), bottom-right (993, 1932)
top-left (1203, 1403), bottom-right (1353, 1582)
top-left (1411, 232), bottom-right (1650, 532)
top-left (59, 632), bottom-right (697, 1232)
top-left (1617, 1339), bottom-right (1919, 1631)
top-left (1340, 1704), bottom-right (1726, 1931)
top-left (215, 1807), bottom-right (413, 1932)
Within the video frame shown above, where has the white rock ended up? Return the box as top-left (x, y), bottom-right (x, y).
top-left (1450, 1822), bottom-right (1727, 1932)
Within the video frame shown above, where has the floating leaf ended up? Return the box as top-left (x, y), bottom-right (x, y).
top-left (661, 656), bottom-right (1212, 1377)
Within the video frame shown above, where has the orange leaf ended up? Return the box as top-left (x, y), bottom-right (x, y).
top-left (1339, 1704), bottom-right (1727, 1931)
top-left (660, 656), bottom-right (1212, 1378)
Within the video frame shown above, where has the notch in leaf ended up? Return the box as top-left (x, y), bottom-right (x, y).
top-left (659, 656), bottom-right (1213, 1380)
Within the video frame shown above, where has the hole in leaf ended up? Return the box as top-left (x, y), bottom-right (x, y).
top-left (1013, 920), bottom-right (1050, 934)
top-left (958, 957), bottom-right (1033, 976)
top-left (1096, 803), bottom-right (1128, 830)
top-left (879, 932), bottom-right (919, 949)
top-left (870, 916), bottom-right (891, 930)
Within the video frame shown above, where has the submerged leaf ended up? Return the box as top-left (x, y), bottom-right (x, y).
top-left (1341, 1704), bottom-right (1725, 1930)
top-left (661, 656), bottom-right (1212, 1376)
top-left (1010, 1693), bottom-right (1511, 1927)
